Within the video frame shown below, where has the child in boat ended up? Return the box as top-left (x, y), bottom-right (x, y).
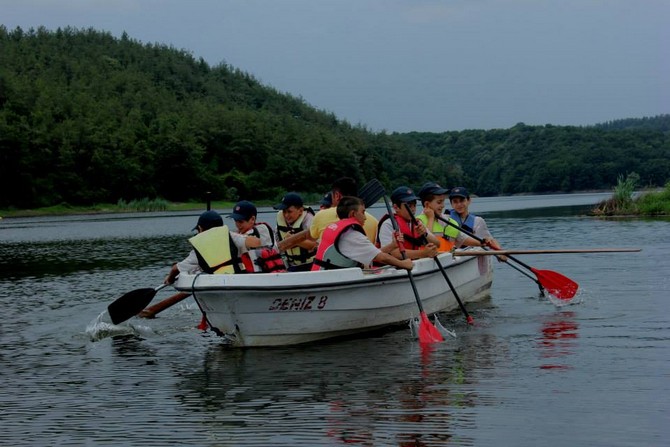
top-left (273, 192), bottom-right (317, 272)
top-left (416, 182), bottom-right (482, 252)
top-left (376, 186), bottom-right (440, 260)
top-left (312, 196), bottom-right (412, 271)
top-left (309, 177), bottom-right (378, 244)
top-left (447, 186), bottom-right (505, 259)
top-left (228, 200), bottom-right (275, 247)
top-left (164, 210), bottom-right (261, 284)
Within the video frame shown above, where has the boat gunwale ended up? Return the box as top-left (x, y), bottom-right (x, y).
top-left (175, 254), bottom-right (476, 292)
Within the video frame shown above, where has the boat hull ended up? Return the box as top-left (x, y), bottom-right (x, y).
top-left (175, 252), bottom-right (493, 347)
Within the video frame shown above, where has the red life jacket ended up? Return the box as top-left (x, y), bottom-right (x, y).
top-left (241, 247), bottom-right (287, 273)
top-left (376, 213), bottom-right (424, 250)
top-left (311, 217), bottom-right (366, 271)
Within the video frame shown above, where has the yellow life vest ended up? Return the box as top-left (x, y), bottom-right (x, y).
top-left (416, 213), bottom-right (460, 252)
top-left (189, 226), bottom-right (235, 274)
top-left (276, 209), bottom-right (316, 266)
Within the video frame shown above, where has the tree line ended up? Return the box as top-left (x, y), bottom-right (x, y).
top-left (1, 26), bottom-right (668, 209)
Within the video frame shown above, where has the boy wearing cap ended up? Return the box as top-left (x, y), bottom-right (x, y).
top-left (228, 200), bottom-right (275, 248)
top-left (273, 192), bottom-right (317, 271)
top-left (448, 187), bottom-right (503, 251)
top-left (312, 196), bottom-right (412, 271)
top-left (376, 186), bottom-right (440, 260)
top-left (164, 210), bottom-right (262, 284)
top-left (416, 182), bottom-right (482, 251)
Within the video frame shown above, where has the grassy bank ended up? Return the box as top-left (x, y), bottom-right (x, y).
top-left (0, 198), bottom-right (244, 218)
top-left (591, 174), bottom-right (670, 216)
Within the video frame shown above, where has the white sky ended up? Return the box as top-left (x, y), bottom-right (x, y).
top-left (3, 0), bottom-right (669, 132)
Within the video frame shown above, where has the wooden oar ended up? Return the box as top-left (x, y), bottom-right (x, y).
top-left (436, 215), bottom-right (580, 300)
top-left (377, 182), bottom-right (443, 343)
top-left (138, 292), bottom-right (191, 318)
top-left (107, 283), bottom-right (168, 325)
top-left (452, 248), bottom-right (641, 255)
top-left (405, 204), bottom-right (473, 325)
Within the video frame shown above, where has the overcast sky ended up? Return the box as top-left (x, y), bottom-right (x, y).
top-left (3, 0), bottom-right (668, 132)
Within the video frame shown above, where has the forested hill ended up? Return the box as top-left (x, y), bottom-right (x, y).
top-left (1, 26), bottom-right (668, 209)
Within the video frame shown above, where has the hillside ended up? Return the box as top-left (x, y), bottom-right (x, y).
top-left (1, 26), bottom-right (668, 209)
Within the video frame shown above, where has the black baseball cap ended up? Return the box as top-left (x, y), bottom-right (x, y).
top-left (273, 192), bottom-right (303, 210)
top-left (192, 210), bottom-right (223, 231)
top-left (449, 187), bottom-right (470, 199)
top-left (228, 200), bottom-right (257, 221)
top-left (418, 182), bottom-right (449, 200)
top-left (391, 186), bottom-right (419, 204)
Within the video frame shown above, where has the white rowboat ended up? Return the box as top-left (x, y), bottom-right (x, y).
top-left (174, 251), bottom-right (493, 347)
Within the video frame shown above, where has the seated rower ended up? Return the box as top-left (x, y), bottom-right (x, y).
top-left (312, 196), bottom-right (413, 271)
top-left (229, 200), bottom-right (285, 273)
top-left (376, 186), bottom-right (439, 260)
top-left (448, 187), bottom-right (502, 248)
top-left (310, 177), bottom-right (378, 244)
top-left (416, 182), bottom-right (483, 251)
top-left (273, 192), bottom-right (317, 272)
top-left (164, 210), bottom-right (261, 283)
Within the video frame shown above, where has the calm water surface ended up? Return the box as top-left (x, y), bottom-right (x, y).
top-left (1, 194), bottom-right (668, 446)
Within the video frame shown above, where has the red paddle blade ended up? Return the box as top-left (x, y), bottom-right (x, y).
top-left (532, 268), bottom-right (579, 300)
top-left (418, 312), bottom-right (444, 343)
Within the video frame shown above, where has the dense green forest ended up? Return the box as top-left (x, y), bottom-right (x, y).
top-left (1, 26), bottom-right (668, 209)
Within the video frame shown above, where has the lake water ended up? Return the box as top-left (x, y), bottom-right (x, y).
top-left (1, 193), bottom-right (668, 446)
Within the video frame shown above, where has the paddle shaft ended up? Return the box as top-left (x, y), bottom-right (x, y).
top-left (382, 196), bottom-right (426, 313)
top-left (405, 204), bottom-right (473, 324)
top-left (452, 248), bottom-right (642, 255)
top-left (138, 292), bottom-right (191, 318)
top-left (436, 214), bottom-right (557, 296)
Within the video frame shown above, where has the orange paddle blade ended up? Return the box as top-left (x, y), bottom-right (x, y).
top-left (418, 312), bottom-right (444, 344)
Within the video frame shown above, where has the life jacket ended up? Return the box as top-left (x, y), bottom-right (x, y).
top-left (241, 247), bottom-right (287, 273)
top-left (247, 222), bottom-right (276, 247)
top-left (416, 213), bottom-right (461, 252)
top-left (449, 210), bottom-right (476, 235)
top-left (275, 208), bottom-right (316, 266)
top-left (311, 217), bottom-right (366, 271)
top-left (189, 226), bottom-right (238, 274)
top-left (376, 213), bottom-right (423, 250)
top-left (239, 222), bottom-right (286, 273)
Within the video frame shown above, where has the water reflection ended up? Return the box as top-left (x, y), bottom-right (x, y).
top-left (536, 311), bottom-right (579, 370)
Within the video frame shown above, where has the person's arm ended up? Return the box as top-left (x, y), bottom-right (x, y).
top-left (414, 219), bottom-right (440, 246)
top-left (373, 252), bottom-right (413, 270)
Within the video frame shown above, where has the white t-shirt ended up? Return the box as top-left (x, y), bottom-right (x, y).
top-left (176, 250), bottom-right (201, 275)
top-left (230, 223), bottom-right (275, 254)
top-left (337, 228), bottom-right (381, 267)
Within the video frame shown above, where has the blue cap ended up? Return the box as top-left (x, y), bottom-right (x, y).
top-left (273, 192), bottom-right (303, 210)
top-left (228, 200), bottom-right (257, 221)
top-left (193, 210), bottom-right (223, 231)
top-left (449, 187), bottom-right (470, 199)
top-left (390, 186), bottom-right (419, 204)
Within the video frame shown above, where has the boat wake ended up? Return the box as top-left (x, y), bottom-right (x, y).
top-left (86, 311), bottom-right (154, 342)
top-left (548, 290), bottom-right (585, 307)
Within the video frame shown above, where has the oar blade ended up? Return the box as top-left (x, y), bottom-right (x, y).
top-left (418, 312), bottom-right (445, 344)
top-left (532, 268), bottom-right (579, 300)
top-left (358, 179), bottom-right (386, 208)
top-left (107, 288), bottom-right (158, 325)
